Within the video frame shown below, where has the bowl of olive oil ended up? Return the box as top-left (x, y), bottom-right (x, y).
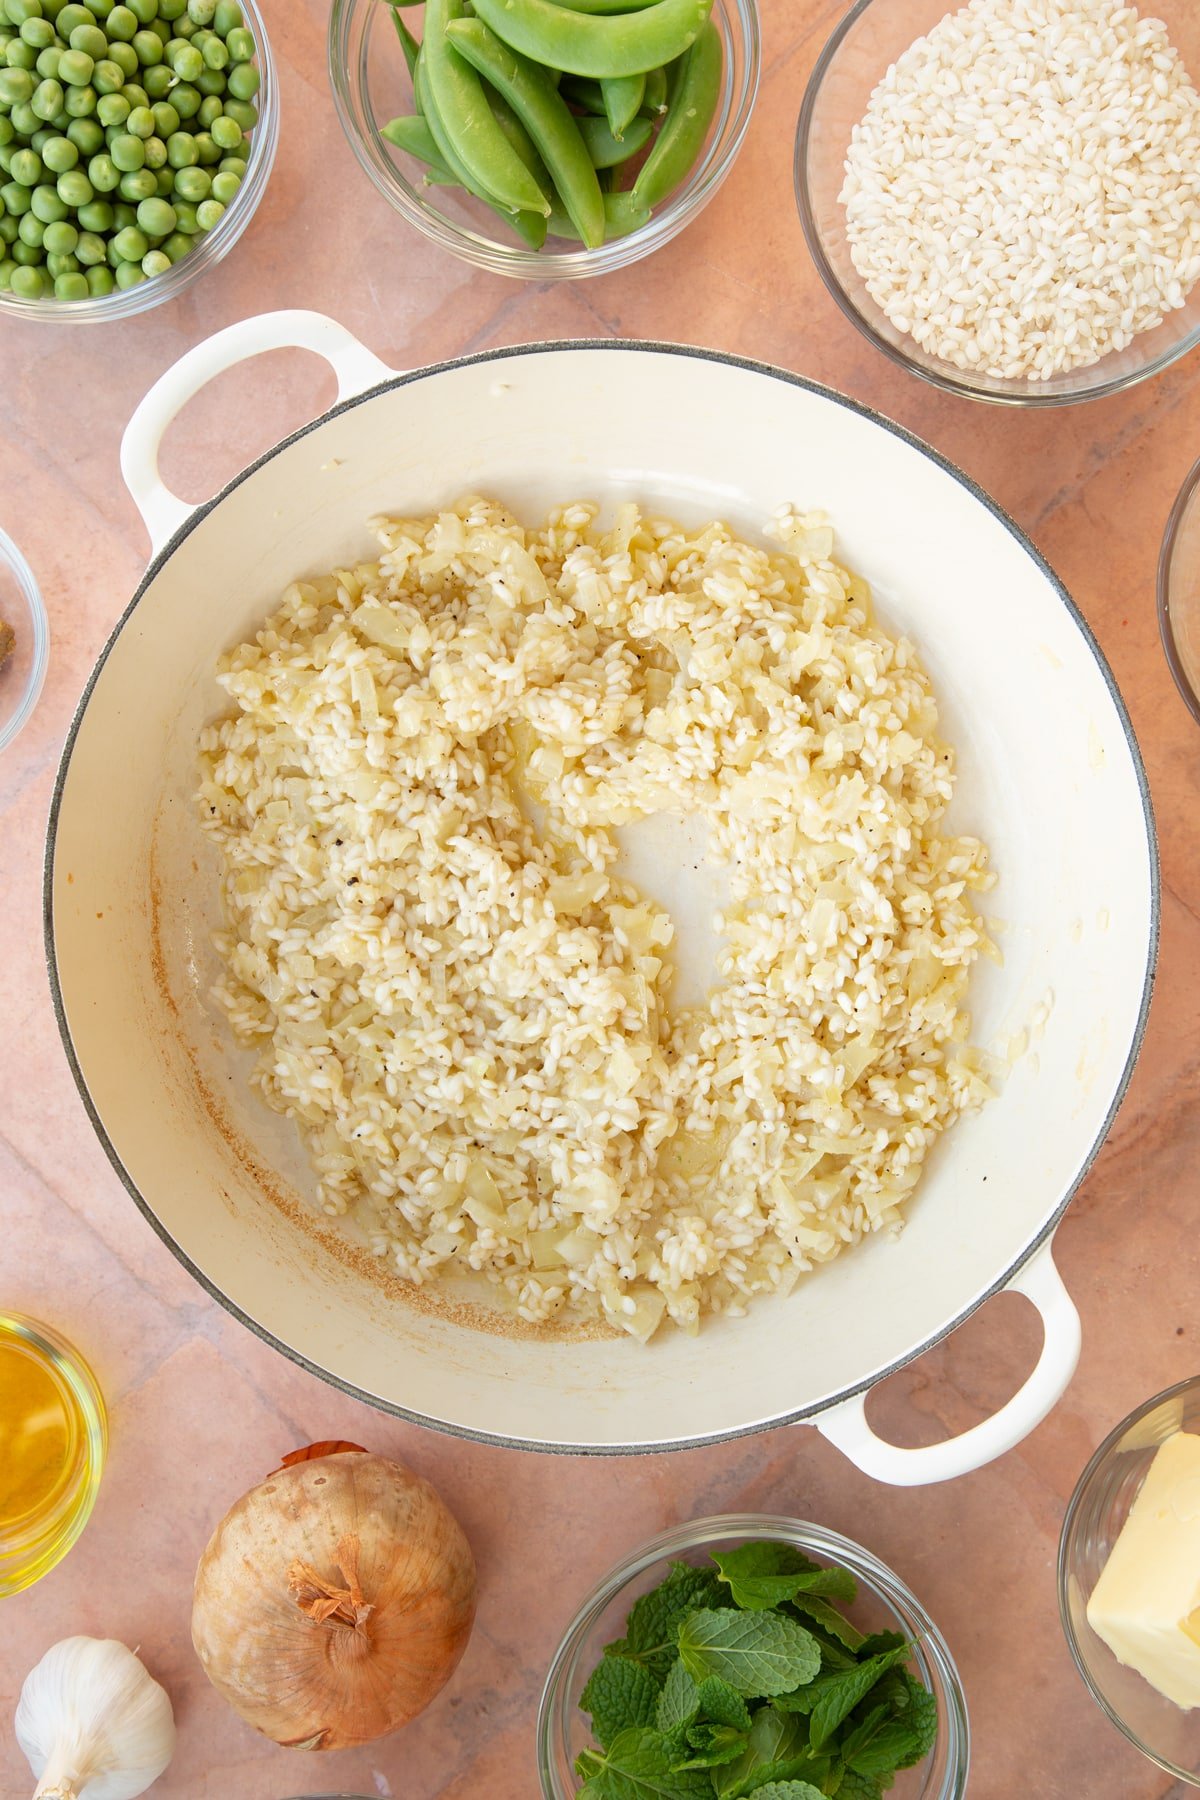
top-left (0, 1314), bottom-right (106, 1596)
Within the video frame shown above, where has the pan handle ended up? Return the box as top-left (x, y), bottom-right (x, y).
top-left (119, 309), bottom-right (395, 555)
top-left (813, 1237), bottom-right (1080, 1487)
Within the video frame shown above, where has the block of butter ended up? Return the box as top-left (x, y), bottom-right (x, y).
top-left (1087, 1430), bottom-right (1200, 1709)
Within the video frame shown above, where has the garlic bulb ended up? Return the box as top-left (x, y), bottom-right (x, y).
top-left (15, 1638), bottom-right (176, 1800)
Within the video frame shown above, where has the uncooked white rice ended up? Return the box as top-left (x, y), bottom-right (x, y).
top-left (840, 0), bottom-right (1200, 382)
top-left (197, 498), bottom-right (995, 1341)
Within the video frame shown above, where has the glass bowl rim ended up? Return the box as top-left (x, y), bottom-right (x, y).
top-left (537, 1511), bottom-right (970, 1799)
top-left (793, 0), bottom-right (1200, 409)
top-left (0, 0), bottom-right (279, 326)
top-left (1057, 1373), bottom-right (1200, 1783)
top-left (0, 524), bottom-right (49, 755)
top-left (1157, 453), bottom-right (1200, 729)
top-left (326, 0), bottom-right (761, 280)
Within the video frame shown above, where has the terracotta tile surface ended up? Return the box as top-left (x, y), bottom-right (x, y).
top-left (2, 0), bottom-right (1200, 1795)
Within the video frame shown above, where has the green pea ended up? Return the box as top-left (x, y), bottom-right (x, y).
top-left (208, 164), bottom-right (237, 202)
top-left (130, 25), bottom-right (159, 61)
top-left (220, 94), bottom-right (254, 130)
top-left (170, 78), bottom-right (198, 117)
top-left (40, 131), bottom-right (76, 171)
top-left (87, 148), bottom-right (117, 186)
top-left (91, 56), bottom-right (123, 92)
top-left (0, 147), bottom-right (12, 177)
top-left (200, 31), bottom-right (224, 69)
top-left (85, 0), bottom-right (115, 16)
top-left (150, 12), bottom-right (171, 38)
top-left (150, 96), bottom-right (175, 132)
top-left (56, 165), bottom-right (90, 201)
top-left (0, 255), bottom-right (14, 284)
top-left (33, 42), bottom-right (58, 74)
top-left (193, 62), bottom-right (220, 92)
top-left (224, 22), bottom-right (251, 59)
top-left (105, 0), bottom-right (134, 31)
top-left (195, 89), bottom-right (217, 125)
top-left (115, 162), bottom-right (150, 195)
top-left (140, 243), bottom-right (166, 272)
top-left (54, 263), bottom-right (89, 295)
top-left (56, 3), bottom-right (92, 32)
top-left (169, 193), bottom-right (194, 227)
top-left (167, 36), bottom-right (198, 78)
top-left (142, 128), bottom-right (164, 163)
top-left (0, 178), bottom-right (30, 210)
top-left (191, 126), bottom-right (216, 161)
top-left (30, 74), bottom-right (62, 116)
top-left (75, 193), bottom-right (109, 224)
top-left (8, 145), bottom-right (42, 182)
top-left (5, 40), bottom-right (36, 71)
top-left (68, 20), bottom-right (107, 56)
top-left (152, 160), bottom-right (167, 188)
top-left (63, 82), bottom-right (95, 113)
top-left (193, 191), bottom-right (219, 228)
top-left (11, 235), bottom-right (44, 261)
top-left (4, 0), bottom-right (41, 24)
top-left (119, 77), bottom-right (146, 105)
top-left (110, 217), bottom-right (142, 254)
top-left (85, 259), bottom-right (112, 289)
top-left (133, 188), bottom-right (170, 231)
top-left (0, 63), bottom-right (34, 101)
top-left (65, 113), bottom-right (102, 150)
top-left (142, 58), bottom-right (172, 93)
top-left (164, 127), bottom-right (194, 166)
top-left (96, 89), bottom-right (127, 123)
top-left (0, 211), bottom-right (16, 239)
top-left (216, 151), bottom-right (242, 174)
top-left (73, 223), bottom-right (103, 257)
top-left (20, 14), bottom-right (55, 47)
top-left (10, 259), bottom-right (45, 293)
top-left (106, 37), bottom-right (135, 72)
top-left (108, 126), bottom-right (142, 166)
top-left (159, 224), bottom-right (187, 255)
top-left (57, 46), bottom-right (94, 84)
top-left (128, 0), bottom-right (157, 17)
top-left (110, 192), bottom-right (131, 221)
top-left (158, 0), bottom-right (186, 16)
top-left (16, 208), bottom-right (43, 242)
top-left (0, 114), bottom-right (11, 144)
top-left (212, 0), bottom-right (239, 30)
top-left (29, 178), bottom-right (65, 215)
top-left (45, 246), bottom-right (77, 271)
top-left (41, 214), bottom-right (74, 250)
top-left (225, 57), bottom-right (256, 102)
top-left (170, 158), bottom-right (205, 197)
top-left (113, 250), bottom-right (141, 281)
top-left (125, 99), bottom-right (153, 134)
top-left (172, 5), bottom-right (193, 29)
top-left (10, 99), bottom-right (39, 131)
top-left (186, 0), bottom-right (213, 21)
top-left (209, 111), bottom-right (240, 151)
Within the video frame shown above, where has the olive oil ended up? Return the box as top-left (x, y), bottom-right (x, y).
top-left (0, 1316), bottom-right (106, 1596)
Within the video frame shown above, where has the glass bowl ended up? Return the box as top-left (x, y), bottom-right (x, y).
top-left (538, 1513), bottom-right (969, 1799)
top-left (1159, 455), bottom-right (1200, 728)
top-left (0, 0), bottom-right (278, 326)
top-left (0, 526), bottom-right (48, 754)
top-left (328, 0), bottom-right (759, 279)
top-left (0, 1313), bottom-right (107, 1597)
top-left (795, 0), bottom-right (1200, 406)
top-left (1059, 1376), bottom-right (1200, 1785)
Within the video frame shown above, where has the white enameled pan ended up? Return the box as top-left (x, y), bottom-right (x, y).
top-left (46, 312), bottom-right (1157, 1481)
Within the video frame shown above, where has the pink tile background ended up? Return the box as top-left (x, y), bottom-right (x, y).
top-left (3, 0), bottom-right (1200, 1794)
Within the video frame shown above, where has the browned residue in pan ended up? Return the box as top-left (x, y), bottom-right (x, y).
top-left (148, 842), bottom-right (615, 1344)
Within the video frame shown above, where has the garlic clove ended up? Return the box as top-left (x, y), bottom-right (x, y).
top-left (16, 1637), bottom-right (176, 1800)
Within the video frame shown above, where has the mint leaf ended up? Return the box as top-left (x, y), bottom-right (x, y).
top-left (607, 1563), bottom-right (727, 1677)
top-left (674, 1722), bottom-right (750, 1769)
top-left (697, 1677), bottom-right (753, 1731)
top-left (711, 1544), bottom-right (822, 1581)
top-left (742, 1786), bottom-right (827, 1800)
top-left (678, 1610), bottom-right (821, 1697)
top-left (582, 1654), bottom-right (662, 1747)
top-left (807, 1647), bottom-right (911, 1752)
top-left (575, 1726), bottom-right (718, 1799)
top-left (856, 1631), bottom-right (906, 1659)
top-left (656, 1659), bottom-right (701, 1732)
top-left (833, 1769), bottom-right (884, 1800)
top-left (713, 1706), bottom-right (808, 1797)
top-left (714, 1550), bottom-right (856, 1614)
top-left (841, 1672), bottom-right (937, 1777)
top-left (785, 1595), bottom-right (865, 1653)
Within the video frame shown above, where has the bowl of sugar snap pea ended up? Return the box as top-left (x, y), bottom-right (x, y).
top-left (328, 0), bottom-right (759, 277)
top-left (0, 0), bottom-right (277, 318)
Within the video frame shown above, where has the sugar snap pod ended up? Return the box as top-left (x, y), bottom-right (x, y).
top-left (469, 0), bottom-right (712, 80)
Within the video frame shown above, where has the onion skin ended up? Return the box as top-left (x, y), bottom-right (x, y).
top-left (191, 1452), bottom-right (476, 1750)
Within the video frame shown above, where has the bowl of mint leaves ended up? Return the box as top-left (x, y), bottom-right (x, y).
top-left (537, 1515), bottom-right (969, 1800)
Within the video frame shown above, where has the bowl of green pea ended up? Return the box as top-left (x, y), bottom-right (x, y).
top-left (328, 0), bottom-right (759, 278)
top-left (0, 0), bottom-right (276, 318)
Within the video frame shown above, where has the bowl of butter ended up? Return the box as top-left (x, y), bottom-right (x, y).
top-left (1060, 1377), bottom-right (1200, 1782)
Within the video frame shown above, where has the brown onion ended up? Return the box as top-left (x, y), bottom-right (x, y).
top-left (191, 1448), bottom-right (476, 1750)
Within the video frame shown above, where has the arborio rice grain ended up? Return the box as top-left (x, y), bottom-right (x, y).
top-left (197, 498), bottom-right (996, 1341)
top-left (840, 0), bottom-right (1200, 382)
